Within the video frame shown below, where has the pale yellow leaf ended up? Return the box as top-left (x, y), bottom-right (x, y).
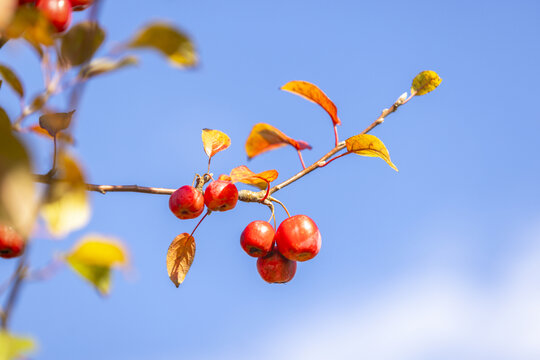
top-left (167, 233), bottom-right (195, 287)
top-left (345, 134), bottom-right (398, 171)
top-left (0, 331), bottom-right (36, 360)
top-left (201, 129), bottom-right (231, 158)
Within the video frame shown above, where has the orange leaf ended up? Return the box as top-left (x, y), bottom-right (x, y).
top-left (245, 123), bottom-right (311, 159)
top-left (230, 165), bottom-right (278, 190)
top-left (166, 233), bottom-right (196, 288)
top-left (201, 128), bottom-right (230, 158)
top-left (28, 124), bottom-right (74, 144)
top-left (217, 174), bottom-right (231, 181)
top-left (281, 80), bottom-right (340, 125)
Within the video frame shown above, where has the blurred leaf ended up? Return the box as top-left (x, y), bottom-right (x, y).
top-left (0, 0), bottom-right (16, 33)
top-left (0, 106), bottom-right (9, 127)
top-left (0, 120), bottom-right (36, 237)
top-left (65, 234), bottom-right (127, 295)
top-left (245, 123), bottom-right (312, 159)
top-left (4, 6), bottom-right (55, 46)
top-left (411, 70), bottom-right (442, 96)
top-left (38, 110), bottom-right (75, 137)
top-left (28, 124), bottom-right (74, 144)
top-left (201, 128), bottom-right (230, 159)
top-left (281, 80), bottom-right (340, 125)
top-left (230, 165), bottom-right (278, 190)
top-left (78, 56), bottom-right (137, 79)
top-left (0, 64), bottom-right (24, 97)
top-left (345, 134), bottom-right (398, 171)
top-left (41, 153), bottom-right (90, 237)
top-left (167, 233), bottom-right (195, 287)
top-left (217, 174), bottom-right (231, 181)
top-left (128, 22), bottom-right (197, 67)
top-left (61, 21), bottom-right (105, 66)
top-left (28, 93), bottom-right (46, 112)
top-left (0, 330), bottom-right (36, 360)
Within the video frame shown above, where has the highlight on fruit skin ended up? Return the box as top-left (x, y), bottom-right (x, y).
top-left (203, 180), bottom-right (238, 212)
top-left (256, 247), bottom-right (297, 284)
top-left (0, 225), bottom-right (26, 259)
top-left (240, 220), bottom-right (275, 257)
top-left (169, 185), bottom-right (205, 220)
top-left (275, 214), bottom-right (321, 262)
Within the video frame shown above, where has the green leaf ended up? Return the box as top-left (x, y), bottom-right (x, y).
top-left (61, 21), bottom-right (105, 66)
top-left (38, 110), bottom-right (75, 137)
top-left (0, 331), bottom-right (36, 360)
top-left (0, 64), bottom-right (24, 97)
top-left (0, 120), bottom-right (37, 237)
top-left (345, 134), bottom-right (398, 171)
top-left (128, 23), bottom-right (197, 68)
top-left (411, 70), bottom-right (442, 96)
top-left (79, 56), bottom-right (138, 79)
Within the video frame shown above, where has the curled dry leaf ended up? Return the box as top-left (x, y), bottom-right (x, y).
top-left (281, 80), bottom-right (340, 125)
top-left (0, 63), bottom-right (24, 97)
top-left (230, 165), bottom-right (278, 190)
top-left (201, 128), bottom-right (231, 159)
top-left (245, 123), bottom-right (312, 159)
top-left (167, 233), bottom-right (196, 287)
top-left (411, 70), bottom-right (442, 96)
top-left (345, 134), bottom-right (398, 172)
top-left (38, 110), bottom-right (75, 137)
top-left (128, 22), bottom-right (197, 68)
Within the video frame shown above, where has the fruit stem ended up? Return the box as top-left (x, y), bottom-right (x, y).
top-left (266, 202), bottom-right (276, 230)
top-left (52, 135), bottom-right (57, 171)
top-left (270, 197), bottom-right (291, 218)
top-left (297, 150), bottom-right (306, 170)
top-left (190, 210), bottom-right (210, 238)
top-left (333, 124), bottom-right (339, 147)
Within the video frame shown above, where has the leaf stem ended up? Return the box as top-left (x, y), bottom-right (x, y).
top-left (333, 124), bottom-right (339, 147)
top-left (270, 197), bottom-right (291, 218)
top-left (297, 150), bottom-right (307, 170)
top-left (319, 150), bottom-right (352, 167)
top-left (190, 211), bottom-right (210, 238)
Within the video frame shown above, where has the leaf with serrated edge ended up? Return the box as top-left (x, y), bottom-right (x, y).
top-left (230, 165), bottom-right (278, 190)
top-left (128, 22), bottom-right (197, 68)
top-left (411, 70), bottom-right (442, 96)
top-left (245, 123), bottom-right (312, 159)
top-left (0, 64), bottom-right (24, 97)
top-left (61, 21), bottom-right (105, 66)
top-left (39, 110), bottom-right (75, 137)
top-left (346, 134), bottom-right (398, 172)
top-left (281, 80), bottom-right (340, 125)
top-left (0, 331), bottom-right (36, 360)
top-left (201, 129), bottom-right (231, 158)
top-left (167, 233), bottom-right (195, 287)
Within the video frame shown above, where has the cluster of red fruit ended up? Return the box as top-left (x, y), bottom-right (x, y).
top-left (17, 0), bottom-right (93, 33)
top-left (169, 179), bottom-right (321, 284)
top-left (0, 225), bottom-right (25, 259)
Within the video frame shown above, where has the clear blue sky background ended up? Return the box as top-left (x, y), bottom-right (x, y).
top-left (2, 1), bottom-right (540, 359)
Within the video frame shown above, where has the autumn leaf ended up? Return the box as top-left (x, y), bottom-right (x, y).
top-left (41, 153), bottom-right (90, 237)
top-left (345, 134), bottom-right (398, 171)
top-left (0, 0), bottom-right (16, 33)
top-left (78, 56), bottom-right (138, 79)
top-left (28, 124), bottom-right (74, 144)
top-left (38, 110), bottom-right (75, 137)
top-left (61, 21), bottom-right (105, 66)
top-left (245, 123), bottom-right (312, 159)
top-left (281, 80), bottom-right (340, 125)
top-left (4, 6), bottom-right (55, 47)
top-left (0, 106), bottom-right (9, 126)
top-left (201, 129), bottom-right (231, 159)
top-left (0, 331), bottom-right (36, 360)
top-left (411, 70), bottom-right (442, 96)
top-left (230, 165), bottom-right (278, 190)
top-left (0, 64), bottom-right (24, 97)
top-left (65, 235), bottom-right (128, 295)
top-left (167, 233), bottom-right (195, 287)
top-left (128, 22), bottom-right (197, 68)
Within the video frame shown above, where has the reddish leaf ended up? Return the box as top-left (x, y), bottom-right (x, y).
top-left (166, 233), bottom-right (196, 287)
top-left (281, 80), bottom-right (340, 125)
top-left (245, 123), bottom-right (311, 159)
top-left (201, 128), bottom-right (231, 159)
top-left (230, 165), bottom-right (278, 190)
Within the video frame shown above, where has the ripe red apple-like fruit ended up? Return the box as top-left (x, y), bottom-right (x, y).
top-left (256, 248), bottom-right (297, 284)
top-left (240, 220), bottom-right (274, 257)
top-left (0, 225), bottom-right (25, 259)
top-left (275, 215), bottom-right (321, 262)
top-left (204, 180), bottom-right (238, 212)
top-left (36, 0), bottom-right (72, 32)
top-left (169, 185), bottom-right (205, 220)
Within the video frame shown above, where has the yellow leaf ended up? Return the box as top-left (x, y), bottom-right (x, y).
top-left (411, 70), bottom-right (442, 96)
top-left (0, 64), bottom-right (24, 98)
top-left (60, 21), bottom-right (105, 66)
top-left (345, 134), bottom-right (398, 171)
top-left (0, 331), bottom-right (36, 360)
top-left (230, 165), bottom-right (278, 190)
top-left (167, 233), bottom-right (195, 287)
top-left (65, 235), bottom-right (127, 295)
top-left (41, 153), bottom-right (90, 237)
top-left (201, 129), bottom-right (231, 158)
top-left (245, 123), bottom-right (312, 159)
top-left (281, 80), bottom-right (340, 125)
top-left (78, 56), bottom-right (138, 79)
top-left (128, 22), bottom-right (197, 68)
top-left (4, 7), bottom-right (55, 47)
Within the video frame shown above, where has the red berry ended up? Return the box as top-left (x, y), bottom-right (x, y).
top-left (169, 186), bottom-right (205, 220)
top-left (0, 225), bottom-right (25, 259)
top-left (240, 220), bottom-right (274, 257)
top-left (36, 0), bottom-right (72, 33)
top-left (275, 215), bottom-right (321, 262)
top-left (204, 180), bottom-right (238, 212)
top-left (256, 248), bottom-right (296, 283)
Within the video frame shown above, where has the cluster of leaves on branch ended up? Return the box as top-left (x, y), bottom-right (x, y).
top-left (0, 0), bottom-right (442, 357)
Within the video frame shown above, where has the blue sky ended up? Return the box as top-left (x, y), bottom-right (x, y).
top-left (2, 0), bottom-right (540, 359)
